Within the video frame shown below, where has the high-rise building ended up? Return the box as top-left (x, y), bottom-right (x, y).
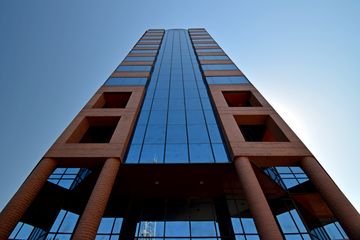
top-left (0, 28), bottom-right (359, 240)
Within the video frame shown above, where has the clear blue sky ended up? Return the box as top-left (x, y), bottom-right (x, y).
top-left (0, 0), bottom-right (359, 212)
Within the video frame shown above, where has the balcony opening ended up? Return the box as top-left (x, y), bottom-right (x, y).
top-left (94, 92), bottom-right (132, 108)
top-left (222, 91), bottom-right (261, 107)
top-left (235, 115), bottom-right (288, 142)
top-left (67, 116), bottom-right (120, 143)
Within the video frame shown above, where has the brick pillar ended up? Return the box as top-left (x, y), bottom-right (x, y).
top-left (73, 157), bottom-right (121, 240)
top-left (234, 157), bottom-right (283, 240)
top-left (0, 157), bottom-right (57, 239)
top-left (300, 157), bottom-right (360, 239)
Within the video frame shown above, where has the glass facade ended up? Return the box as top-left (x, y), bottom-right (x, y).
top-left (206, 76), bottom-right (249, 85)
top-left (264, 166), bottom-right (309, 190)
top-left (47, 168), bottom-right (91, 190)
top-left (198, 55), bottom-right (229, 60)
top-left (311, 221), bottom-right (348, 240)
top-left (96, 217), bottom-right (123, 240)
top-left (125, 29), bottom-right (229, 164)
top-left (46, 210), bottom-right (79, 239)
top-left (124, 56), bottom-right (155, 61)
top-left (276, 209), bottom-right (311, 239)
top-left (132, 197), bottom-right (250, 239)
top-left (116, 65), bottom-right (152, 72)
top-left (131, 50), bottom-right (158, 54)
top-left (9, 222), bottom-right (46, 240)
top-left (202, 64), bottom-right (238, 70)
top-left (105, 77), bottom-right (148, 86)
top-left (196, 49), bottom-right (224, 53)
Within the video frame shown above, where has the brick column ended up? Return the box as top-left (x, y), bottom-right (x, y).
top-left (300, 157), bottom-right (360, 239)
top-left (234, 157), bottom-right (283, 240)
top-left (73, 157), bottom-right (121, 240)
top-left (0, 157), bottom-right (57, 239)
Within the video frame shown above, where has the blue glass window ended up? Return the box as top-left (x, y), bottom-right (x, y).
top-left (165, 221), bottom-right (190, 236)
top-left (166, 124), bottom-right (187, 143)
top-left (192, 38), bottom-right (213, 42)
top-left (48, 168), bottom-right (91, 190)
top-left (140, 144), bottom-right (164, 163)
top-left (144, 124), bottom-right (166, 143)
top-left (130, 49), bottom-right (158, 53)
top-left (264, 166), bottom-right (309, 190)
top-left (47, 210), bottom-right (79, 239)
top-left (96, 217), bottom-right (123, 239)
top-left (116, 65), bottom-right (152, 72)
top-left (190, 32), bottom-right (209, 35)
top-left (227, 198), bottom-right (260, 239)
top-left (136, 221), bottom-right (165, 237)
top-left (134, 198), bottom-right (223, 238)
top-left (131, 49), bottom-right (157, 54)
top-left (206, 76), bottom-right (249, 84)
top-left (124, 56), bottom-right (155, 61)
top-left (142, 35), bottom-right (162, 39)
top-left (105, 77), bottom-right (148, 86)
top-left (124, 29), bottom-right (229, 164)
top-left (276, 209), bottom-right (311, 239)
top-left (189, 143), bottom-right (214, 163)
top-left (311, 221), bottom-right (348, 239)
top-left (191, 221), bottom-right (217, 236)
top-left (212, 143), bottom-right (228, 163)
top-left (188, 125), bottom-right (209, 143)
top-left (194, 43), bottom-right (218, 47)
top-left (202, 64), bottom-right (237, 70)
top-left (9, 222), bottom-right (46, 240)
top-left (231, 218), bottom-right (259, 239)
top-left (198, 55), bottom-right (229, 60)
top-left (135, 45), bottom-right (159, 48)
top-left (196, 48), bottom-right (223, 53)
top-left (165, 143), bottom-right (188, 163)
top-left (138, 39), bottom-right (161, 43)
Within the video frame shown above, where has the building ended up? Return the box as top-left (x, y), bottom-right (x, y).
top-left (0, 28), bottom-right (359, 240)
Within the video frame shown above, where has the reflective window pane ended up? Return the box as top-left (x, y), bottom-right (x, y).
top-left (125, 56), bottom-right (155, 61)
top-left (165, 143), bottom-right (188, 163)
top-left (137, 221), bottom-right (164, 237)
top-left (187, 125), bottom-right (209, 143)
top-left (206, 76), bottom-right (249, 85)
top-left (16, 224), bottom-right (33, 239)
top-left (140, 144), bottom-right (164, 163)
top-left (189, 143), bottom-right (214, 163)
top-left (59, 212), bottom-right (79, 233)
top-left (98, 218), bottom-right (114, 234)
top-left (124, 29), bottom-right (229, 164)
top-left (144, 125), bottom-right (166, 143)
top-left (105, 77), bottom-right (148, 86)
top-left (198, 55), bottom-right (229, 60)
top-left (166, 125), bottom-right (187, 143)
top-left (241, 218), bottom-right (257, 234)
top-left (165, 221), bottom-right (190, 236)
top-left (116, 65), bottom-right (152, 72)
top-left (202, 64), bottom-right (237, 70)
top-left (191, 221), bottom-right (217, 236)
